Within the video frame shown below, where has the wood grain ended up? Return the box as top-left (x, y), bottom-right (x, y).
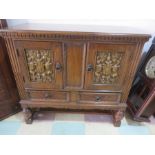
top-left (0, 26), bottom-right (150, 126)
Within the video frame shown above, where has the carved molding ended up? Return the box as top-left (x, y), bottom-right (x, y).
top-left (0, 31), bottom-right (150, 42)
top-left (94, 51), bottom-right (123, 84)
top-left (25, 49), bottom-right (54, 82)
top-left (5, 38), bottom-right (27, 99)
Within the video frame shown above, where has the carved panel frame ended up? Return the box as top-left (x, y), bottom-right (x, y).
top-left (85, 43), bottom-right (135, 91)
top-left (24, 49), bottom-right (54, 82)
top-left (14, 40), bottom-right (63, 90)
top-left (93, 51), bottom-right (124, 84)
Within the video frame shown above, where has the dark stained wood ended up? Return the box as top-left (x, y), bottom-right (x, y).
top-left (0, 19), bottom-right (7, 28)
top-left (0, 19), bottom-right (20, 120)
top-left (141, 93), bottom-right (155, 117)
top-left (0, 24), bottom-right (150, 126)
top-left (127, 38), bottom-right (155, 121)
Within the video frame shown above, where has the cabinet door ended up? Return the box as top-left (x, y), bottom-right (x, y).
top-left (15, 41), bottom-right (63, 89)
top-left (85, 43), bottom-right (135, 91)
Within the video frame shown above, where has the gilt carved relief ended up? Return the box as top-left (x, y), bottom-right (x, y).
top-left (25, 49), bottom-right (54, 82)
top-left (94, 51), bottom-right (123, 84)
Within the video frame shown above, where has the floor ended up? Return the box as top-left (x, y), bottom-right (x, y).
top-left (0, 111), bottom-right (155, 135)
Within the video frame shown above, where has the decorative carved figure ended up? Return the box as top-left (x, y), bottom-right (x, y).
top-left (94, 51), bottom-right (123, 84)
top-left (25, 49), bottom-right (54, 82)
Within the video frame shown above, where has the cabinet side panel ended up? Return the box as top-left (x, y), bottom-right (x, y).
top-left (5, 38), bottom-right (27, 99)
top-left (121, 42), bottom-right (145, 103)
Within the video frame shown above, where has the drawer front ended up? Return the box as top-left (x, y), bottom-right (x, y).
top-left (28, 91), bottom-right (69, 102)
top-left (78, 92), bottom-right (121, 104)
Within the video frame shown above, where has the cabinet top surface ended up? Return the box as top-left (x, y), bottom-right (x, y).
top-left (0, 23), bottom-right (151, 42)
top-left (1, 23), bottom-right (151, 35)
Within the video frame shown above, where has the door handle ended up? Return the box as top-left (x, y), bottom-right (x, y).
top-left (87, 64), bottom-right (94, 71)
top-left (55, 63), bottom-right (62, 71)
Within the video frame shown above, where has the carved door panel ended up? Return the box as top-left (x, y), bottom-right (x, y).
top-left (15, 41), bottom-right (63, 89)
top-left (85, 43), bottom-right (135, 91)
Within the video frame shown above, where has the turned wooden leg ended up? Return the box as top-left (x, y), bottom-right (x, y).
top-left (23, 108), bottom-right (33, 124)
top-left (113, 110), bottom-right (124, 127)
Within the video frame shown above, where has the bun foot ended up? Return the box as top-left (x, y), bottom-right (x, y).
top-left (113, 120), bottom-right (121, 127)
top-left (26, 117), bottom-right (33, 124)
top-left (113, 110), bottom-right (124, 127)
top-left (23, 108), bottom-right (33, 124)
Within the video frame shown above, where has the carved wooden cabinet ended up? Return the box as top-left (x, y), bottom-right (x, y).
top-left (0, 24), bottom-right (150, 126)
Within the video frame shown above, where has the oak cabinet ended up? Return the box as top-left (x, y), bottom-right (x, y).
top-left (0, 25), bottom-right (150, 126)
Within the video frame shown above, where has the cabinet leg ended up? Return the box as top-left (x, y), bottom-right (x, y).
top-left (113, 110), bottom-right (124, 127)
top-left (23, 108), bottom-right (33, 124)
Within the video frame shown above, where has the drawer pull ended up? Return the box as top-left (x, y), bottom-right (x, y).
top-left (87, 64), bottom-right (93, 71)
top-left (95, 96), bottom-right (101, 102)
top-left (44, 92), bottom-right (52, 99)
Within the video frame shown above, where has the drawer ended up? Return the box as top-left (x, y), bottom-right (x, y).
top-left (78, 92), bottom-right (121, 104)
top-left (27, 91), bottom-right (69, 102)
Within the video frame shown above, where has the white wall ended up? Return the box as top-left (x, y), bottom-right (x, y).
top-left (6, 19), bottom-right (155, 52)
top-left (7, 19), bottom-right (28, 27)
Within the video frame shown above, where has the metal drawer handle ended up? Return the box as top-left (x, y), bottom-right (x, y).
top-left (87, 64), bottom-right (93, 71)
top-left (55, 63), bottom-right (62, 71)
top-left (95, 96), bottom-right (101, 102)
top-left (44, 92), bottom-right (52, 99)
